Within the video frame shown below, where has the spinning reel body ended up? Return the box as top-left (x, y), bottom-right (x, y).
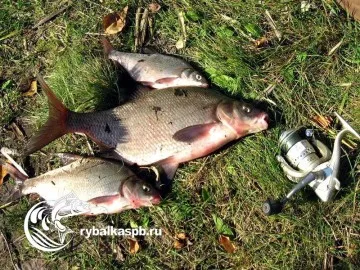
top-left (263, 112), bottom-right (360, 215)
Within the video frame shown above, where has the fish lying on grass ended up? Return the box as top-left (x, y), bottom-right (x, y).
top-left (1, 155), bottom-right (160, 215)
top-left (25, 75), bottom-right (269, 179)
top-left (102, 38), bottom-right (208, 89)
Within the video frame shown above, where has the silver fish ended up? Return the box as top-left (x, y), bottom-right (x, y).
top-left (102, 38), bottom-right (208, 89)
top-left (25, 75), bottom-right (269, 179)
top-left (2, 155), bottom-right (160, 215)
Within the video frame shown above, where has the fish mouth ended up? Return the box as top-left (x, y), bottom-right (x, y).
top-left (150, 194), bottom-right (161, 205)
top-left (249, 113), bottom-right (269, 133)
top-left (201, 82), bottom-right (209, 88)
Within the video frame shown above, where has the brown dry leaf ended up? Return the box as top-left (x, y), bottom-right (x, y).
top-left (128, 238), bottom-right (140, 254)
top-left (0, 164), bottom-right (8, 186)
top-left (312, 115), bottom-right (332, 129)
top-left (254, 37), bottom-right (269, 48)
top-left (176, 233), bottom-right (186, 240)
top-left (219, 235), bottom-right (236, 253)
top-left (173, 239), bottom-right (185, 250)
top-left (148, 2), bottom-right (161, 13)
top-left (103, 6), bottom-right (128, 35)
top-left (22, 80), bottom-right (37, 97)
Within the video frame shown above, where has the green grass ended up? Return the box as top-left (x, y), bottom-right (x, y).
top-left (1, 0), bottom-right (360, 269)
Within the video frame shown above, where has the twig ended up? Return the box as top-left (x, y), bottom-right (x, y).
top-left (134, 7), bottom-right (142, 50)
top-left (0, 231), bottom-right (18, 270)
top-left (32, 2), bottom-right (72, 29)
top-left (328, 39), bottom-right (343, 56)
top-left (139, 8), bottom-right (149, 47)
top-left (264, 10), bottom-right (282, 41)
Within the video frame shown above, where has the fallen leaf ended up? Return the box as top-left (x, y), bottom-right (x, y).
top-left (148, 3), bottom-right (161, 13)
top-left (0, 164), bottom-right (8, 186)
top-left (176, 233), bottom-right (186, 240)
top-left (22, 80), bottom-right (37, 97)
top-left (312, 115), bottom-right (332, 129)
top-left (103, 6), bottom-right (128, 35)
top-left (219, 235), bottom-right (236, 253)
top-left (174, 239), bottom-right (185, 250)
top-left (128, 238), bottom-right (139, 254)
top-left (254, 37), bottom-right (269, 48)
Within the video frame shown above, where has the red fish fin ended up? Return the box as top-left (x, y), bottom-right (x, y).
top-left (155, 77), bottom-right (178, 84)
top-left (101, 37), bottom-right (114, 56)
top-left (172, 123), bottom-right (217, 143)
top-left (87, 195), bottom-right (123, 214)
top-left (1, 162), bottom-right (28, 182)
top-left (88, 195), bottom-right (119, 205)
top-left (24, 75), bottom-right (70, 156)
top-left (0, 162), bottom-right (27, 203)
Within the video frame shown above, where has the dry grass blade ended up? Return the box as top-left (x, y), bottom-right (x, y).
top-left (139, 8), bottom-right (149, 46)
top-left (264, 10), bottom-right (282, 41)
top-left (134, 7), bottom-right (142, 50)
top-left (176, 11), bottom-right (186, 49)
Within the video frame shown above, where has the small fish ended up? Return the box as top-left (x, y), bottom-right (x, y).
top-left (25, 75), bottom-right (269, 179)
top-left (102, 38), bottom-right (208, 89)
top-left (2, 155), bottom-right (160, 215)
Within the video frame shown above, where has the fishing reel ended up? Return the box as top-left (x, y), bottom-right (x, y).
top-left (263, 112), bottom-right (360, 215)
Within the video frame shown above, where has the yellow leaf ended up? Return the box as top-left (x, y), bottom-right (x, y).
top-left (128, 238), bottom-right (139, 254)
top-left (103, 6), bottom-right (128, 35)
top-left (22, 80), bottom-right (37, 97)
top-left (254, 37), bottom-right (269, 48)
top-left (148, 3), bottom-right (161, 13)
top-left (176, 232), bottom-right (186, 240)
top-left (219, 235), bottom-right (236, 253)
top-left (173, 239), bottom-right (185, 250)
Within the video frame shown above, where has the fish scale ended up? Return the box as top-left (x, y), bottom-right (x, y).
top-left (22, 158), bottom-right (132, 203)
top-left (79, 88), bottom-right (226, 165)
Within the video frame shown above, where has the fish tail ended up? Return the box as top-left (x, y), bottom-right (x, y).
top-left (0, 161), bottom-right (27, 203)
top-left (24, 75), bottom-right (71, 156)
top-left (101, 37), bottom-right (114, 56)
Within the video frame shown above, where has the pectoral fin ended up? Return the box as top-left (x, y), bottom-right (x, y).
top-left (154, 77), bottom-right (178, 84)
top-left (172, 123), bottom-right (218, 143)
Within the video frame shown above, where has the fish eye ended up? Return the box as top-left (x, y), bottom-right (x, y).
top-left (242, 105), bottom-right (251, 113)
top-left (196, 74), bottom-right (202, 80)
top-left (142, 185), bottom-right (151, 193)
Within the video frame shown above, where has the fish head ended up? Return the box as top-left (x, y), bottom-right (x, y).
top-left (217, 101), bottom-right (269, 137)
top-left (122, 177), bottom-right (161, 208)
top-left (180, 69), bottom-right (209, 87)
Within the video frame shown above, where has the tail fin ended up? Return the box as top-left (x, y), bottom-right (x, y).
top-left (101, 37), bottom-right (114, 56)
top-left (0, 162), bottom-right (27, 203)
top-left (24, 75), bottom-right (70, 156)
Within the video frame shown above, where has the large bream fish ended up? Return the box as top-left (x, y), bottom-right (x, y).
top-left (2, 156), bottom-right (160, 215)
top-left (102, 38), bottom-right (208, 89)
top-left (25, 76), bottom-right (269, 179)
